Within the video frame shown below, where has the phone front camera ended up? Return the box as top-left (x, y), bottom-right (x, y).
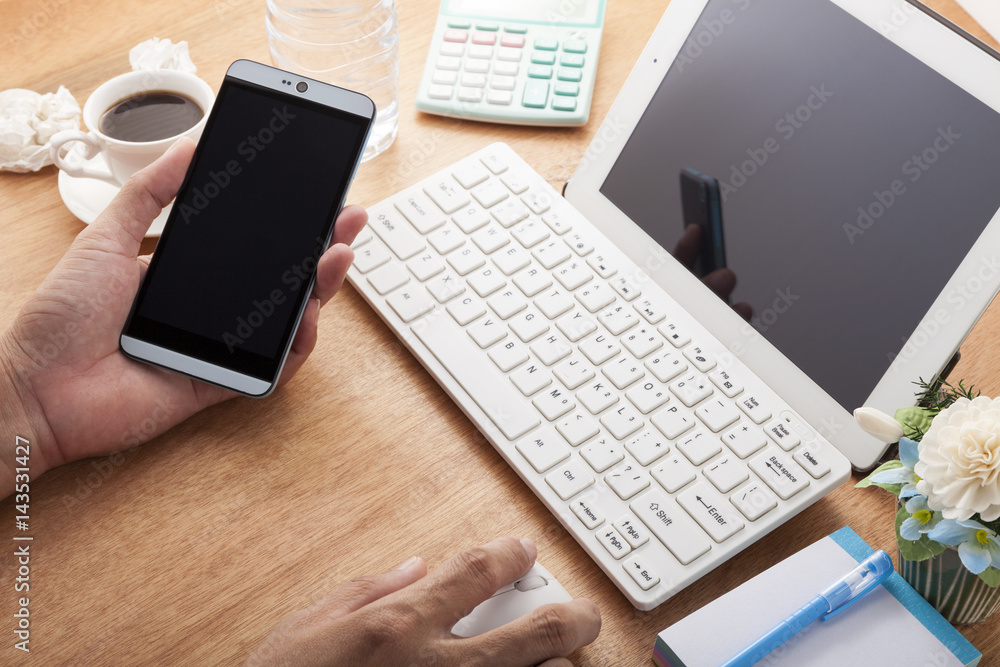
top-left (295, 81), bottom-right (308, 93)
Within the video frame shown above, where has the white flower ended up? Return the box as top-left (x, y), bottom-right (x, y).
top-left (854, 407), bottom-right (905, 442)
top-left (915, 396), bottom-right (1000, 521)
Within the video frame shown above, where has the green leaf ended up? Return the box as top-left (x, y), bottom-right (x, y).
top-left (978, 567), bottom-right (1000, 588)
top-left (895, 506), bottom-right (947, 561)
top-left (856, 460), bottom-right (904, 495)
top-left (894, 406), bottom-right (935, 441)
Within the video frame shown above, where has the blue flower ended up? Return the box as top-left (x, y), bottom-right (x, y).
top-left (870, 438), bottom-right (921, 498)
top-left (899, 496), bottom-right (942, 541)
top-left (927, 519), bottom-right (1000, 574)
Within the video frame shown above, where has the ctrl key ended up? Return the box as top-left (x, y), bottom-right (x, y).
top-left (623, 554), bottom-right (660, 591)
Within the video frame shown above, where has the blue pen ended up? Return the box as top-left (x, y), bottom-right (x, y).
top-left (718, 550), bottom-right (894, 667)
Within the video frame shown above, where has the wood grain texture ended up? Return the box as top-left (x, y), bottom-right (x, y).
top-left (2, 0), bottom-right (999, 664)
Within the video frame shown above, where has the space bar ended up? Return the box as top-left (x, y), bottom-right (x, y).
top-left (412, 314), bottom-right (540, 441)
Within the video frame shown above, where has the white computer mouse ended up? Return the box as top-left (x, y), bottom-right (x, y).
top-left (451, 562), bottom-right (574, 638)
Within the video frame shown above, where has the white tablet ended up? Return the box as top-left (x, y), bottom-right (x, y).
top-left (566, 0), bottom-right (1000, 469)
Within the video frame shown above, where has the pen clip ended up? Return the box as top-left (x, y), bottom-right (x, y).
top-left (820, 550), bottom-right (894, 621)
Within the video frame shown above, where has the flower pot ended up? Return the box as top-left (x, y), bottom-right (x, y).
top-left (899, 547), bottom-right (1000, 624)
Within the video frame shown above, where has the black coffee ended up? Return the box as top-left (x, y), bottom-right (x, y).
top-left (99, 91), bottom-right (203, 142)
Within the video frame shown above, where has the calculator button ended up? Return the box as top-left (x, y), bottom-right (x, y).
top-left (561, 53), bottom-right (585, 68)
top-left (563, 39), bottom-right (587, 53)
top-left (504, 24), bottom-right (527, 34)
top-left (531, 50), bottom-right (557, 66)
top-left (436, 56), bottom-right (461, 71)
top-left (552, 97), bottom-right (577, 112)
top-left (476, 22), bottom-right (499, 31)
top-left (447, 20), bottom-right (471, 29)
top-left (433, 70), bottom-right (458, 85)
top-left (534, 37), bottom-right (558, 51)
top-left (554, 82), bottom-right (579, 96)
top-left (497, 47), bottom-right (523, 62)
top-left (557, 68), bottom-right (583, 82)
top-left (490, 75), bottom-right (516, 91)
top-left (501, 34), bottom-right (525, 48)
top-left (472, 31), bottom-right (496, 45)
top-left (428, 84), bottom-right (454, 100)
top-left (440, 42), bottom-right (464, 57)
top-left (461, 73), bottom-right (487, 88)
top-left (457, 87), bottom-right (483, 103)
top-left (469, 45), bottom-right (493, 59)
top-left (522, 80), bottom-right (550, 109)
top-left (487, 90), bottom-right (513, 105)
top-left (444, 29), bottom-right (468, 43)
top-left (528, 65), bottom-right (553, 79)
top-left (464, 59), bottom-right (490, 74)
top-left (494, 61), bottom-right (519, 76)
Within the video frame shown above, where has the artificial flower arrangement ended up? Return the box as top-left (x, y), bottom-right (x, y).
top-left (857, 379), bottom-right (1000, 588)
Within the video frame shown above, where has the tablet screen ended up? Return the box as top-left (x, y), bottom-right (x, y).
top-left (600, 0), bottom-right (1000, 410)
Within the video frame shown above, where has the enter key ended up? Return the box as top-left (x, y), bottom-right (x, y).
top-left (678, 483), bottom-right (744, 543)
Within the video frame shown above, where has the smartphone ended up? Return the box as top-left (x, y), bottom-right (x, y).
top-left (120, 60), bottom-right (375, 396)
top-left (679, 167), bottom-right (727, 277)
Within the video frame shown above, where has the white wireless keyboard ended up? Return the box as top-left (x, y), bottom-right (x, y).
top-left (347, 143), bottom-right (852, 610)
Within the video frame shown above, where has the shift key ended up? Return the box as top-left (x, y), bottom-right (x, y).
top-left (631, 490), bottom-right (710, 565)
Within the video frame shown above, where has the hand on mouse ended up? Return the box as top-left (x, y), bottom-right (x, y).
top-left (244, 537), bottom-right (602, 666)
top-left (0, 137), bottom-right (367, 497)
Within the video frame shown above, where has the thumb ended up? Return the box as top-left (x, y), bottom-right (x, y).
top-left (88, 136), bottom-right (196, 257)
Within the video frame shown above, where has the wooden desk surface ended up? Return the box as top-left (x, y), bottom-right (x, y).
top-left (2, 0), bottom-right (999, 664)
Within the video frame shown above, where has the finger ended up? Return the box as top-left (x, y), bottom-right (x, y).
top-left (312, 245), bottom-right (355, 306)
top-left (88, 137), bottom-right (196, 258)
top-left (275, 298), bottom-right (320, 387)
top-left (331, 204), bottom-right (368, 247)
top-left (461, 599), bottom-right (601, 667)
top-left (672, 223), bottom-right (701, 268)
top-left (298, 556), bottom-right (428, 623)
top-left (416, 537), bottom-right (537, 628)
top-left (732, 301), bottom-right (753, 321)
top-left (701, 268), bottom-right (736, 299)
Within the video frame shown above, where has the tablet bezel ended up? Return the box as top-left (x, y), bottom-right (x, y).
top-left (565, 0), bottom-right (1000, 469)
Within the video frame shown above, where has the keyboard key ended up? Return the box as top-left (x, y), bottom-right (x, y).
top-left (651, 405), bottom-right (695, 440)
top-left (764, 419), bottom-right (801, 451)
top-left (703, 456), bottom-right (749, 493)
top-left (367, 263), bottom-right (410, 295)
top-left (351, 227), bottom-right (372, 248)
top-left (721, 422), bottom-right (768, 459)
top-left (606, 463), bottom-right (650, 500)
top-left (587, 254), bottom-right (617, 279)
top-left (452, 161), bottom-right (491, 189)
top-left (429, 223), bottom-right (466, 255)
top-left (369, 208), bottom-right (426, 261)
top-left (598, 304), bottom-right (639, 336)
top-left (413, 314), bottom-right (539, 440)
top-left (522, 189), bottom-right (553, 215)
top-left (555, 411), bottom-right (600, 446)
top-left (530, 333), bottom-right (572, 366)
top-left (492, 199), bottom-right (530, 227)
top-left (614, 516), bottom-right (650, 549)
top-left (516, 428), bottom-right (570, 473)
top-left (533, 385), bottom-right (575, 421)
top-left (396, 191), bottom-right (446, 233)
top-left (709, 369), bottom-right (743, 398)
top-left (580, 438), bottom-right (625, 473)
top-left (683, 345), bottom-right (716, 372)
top-left (468, 316), bottom-right (507, 348)
top-left (353, 241), bottom-right (392, 273)
top-left (448, 246), bottom-right (486, 275)
top-left (509, 307), bottom-right (549, 342)
top-left (626, 380), bottom-right (670, 414)
top-left (737, 394), bottom-right (771, 424)
top-left (603, 356), bottom-right (644, 390)
top-left (480, 148), bottom-right (508, 174)
top-left (577, 379), bottom-right (619, 414)
top-left (385, 287), bottom-right (435, 323)
top-left (452, 205), bottom-right (491, 233)
top-left (554, 261), bottom-right (593, 291)
top-left (597, 527), bottom-right (632, 560)
top-left (695, 398), bottom-right (740, 433)
top-left (610, 275), bottom-right (641, 301)
top-left (571, 493), bottom-right (605, 529)
top-left (488, 339), bottom-right (529, 372)
top-left (577, 282), bottom-right (615, 312)
top-left (513, 265), bottom-right (553, 297)
top-left (471, 223), bottom-right (510, 254)
top-left (472, 180), bottom-right (509, 208)
top-left (623, 554), bottom-right (660, 590)
top-left (447, 297), bottom-right (485, 326)
top-left (556, 311), bottom-right (598, 342)
top-left (522, 80), bottom-right (550, 108)
top-left (631, 491), bottom-right (711, 565)
top-left (659, 320), bottom-right (691, 348)
top-left (651, 455), bottom-right (697, 493)
top-left (749, 448), bottom-right (810, 500)
top-left (535, 288), bottom-right (574, 319)
top-left (601, 404), bottom-right (644, 440)
top-left (542, 211), bottom-right (572, 235)
top-left (510, 363), bottom-right (551, 396)
top-left (625, 430), bottom-right (670, 466)
top-left (794, 445), bottom-right (831, 479)
top-left (426, 271), bottom-right (465, 303)
top-left (494, 245), bottom-right (531, 275)
top-left (670, 374), bottom-right (713, 407)
top-left (645, 350), bottom-right (687, 383)
top-left (565, 232), bottom-right (594, 256)
top-left (532, 240), bottom-right (572, 269)
top-left (622, 327), bottom-right (662, 359)
top-left (554, 356), bottom-right (596, 391)
top-left (579, 333), bottom-right (620, 365)
top-left (468, 267), bottom-right (506, 297)
top-left (678, 484), bottom-right (744, 543)
top-left (408, 253), bottom-right (445, 282)
top-left (677, 430), bottom-right (720, 465)
top-left (512, 218), bottom-right (550, 248)
top-left (425, 177), bottom-right (472, 214)
top-left (634, 298), bottom-right (666, 324)
top-left (546, 459), bottom-right (594, 500)
top-left (731, 483), bottom-right (778, 521)
top-left (488, 289), bottom-right (527, 319)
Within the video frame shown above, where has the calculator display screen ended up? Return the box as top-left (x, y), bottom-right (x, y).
top-left (445, 0), bottom-right (602, 26)
top-left (600, 0), bottom-right (1000, 411)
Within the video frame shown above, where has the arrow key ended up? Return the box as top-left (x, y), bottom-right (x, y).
top-left (596, 526), bottom-right (632, 560)
top-left (613, 515), bottom-right (650, 549)
top-left (623, 554), bottom-right (660, 591)
top-left (678, 483), bottom-right (744, 543)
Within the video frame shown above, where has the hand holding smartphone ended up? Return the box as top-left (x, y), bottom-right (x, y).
top-left (121, 60), bottom-right (375, 396)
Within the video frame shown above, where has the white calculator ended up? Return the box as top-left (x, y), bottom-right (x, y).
top-left (415, 0), bottom-right (607, 127)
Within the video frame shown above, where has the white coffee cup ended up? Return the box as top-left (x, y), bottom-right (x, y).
top-left (50, 69), bottom-right (214, 186)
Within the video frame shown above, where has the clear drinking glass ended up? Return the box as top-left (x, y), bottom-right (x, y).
top-left (266, 0), bottom-right (399, 161)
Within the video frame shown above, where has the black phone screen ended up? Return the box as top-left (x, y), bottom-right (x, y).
top-left (123, 77), bottom-right (370, 380)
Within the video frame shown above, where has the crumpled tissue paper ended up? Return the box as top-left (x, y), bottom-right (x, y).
top-left (129, 38), bottom-right (197, 73)
top-left (0, 86), bottom-right (81, 173)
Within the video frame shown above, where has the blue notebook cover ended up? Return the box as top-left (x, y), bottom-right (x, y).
top-left (653, 527), bottom-right (981, 667)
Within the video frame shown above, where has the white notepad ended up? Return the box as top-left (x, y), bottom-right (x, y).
top-left (653, 527), bottom-right (980, 667)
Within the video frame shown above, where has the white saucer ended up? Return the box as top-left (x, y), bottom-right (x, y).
top-left (57, 146), bottom-right (173, 237)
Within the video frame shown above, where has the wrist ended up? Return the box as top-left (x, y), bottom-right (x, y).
top-left (0, 332), bottom-right (54, 498)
